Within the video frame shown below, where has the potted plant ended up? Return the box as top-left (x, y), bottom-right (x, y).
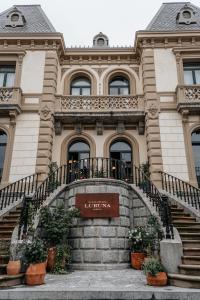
top-left (51, 244), bottom-right (71, 274)
top-left (39, 204), bottom-right (79, 272)
top-left (25, 238), bottom-right (47, 286)
top-left (128, 226), bottom-right (147, 270)
top-left (7, 241), bottom-right (23, 275)
top-left (143, 257), bottom-right (167, 286)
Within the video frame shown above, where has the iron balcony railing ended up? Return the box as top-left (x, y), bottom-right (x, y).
top-left (160, 171), bottom-right (200, 210)
top-left (18, 158), bottom-right (173, 240)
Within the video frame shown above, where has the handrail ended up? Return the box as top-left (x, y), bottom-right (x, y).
top-left (133, 165), bottom-right (174, 239)
top-left (18, 158), bottom-right (174, 239)
top-left (160, 171), bottom-right (200, 210)
top-left (0, 173), bottom-right (40, 211)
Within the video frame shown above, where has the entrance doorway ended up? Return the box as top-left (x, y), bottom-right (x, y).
top-left (110, 140), bottom-right (132, 180)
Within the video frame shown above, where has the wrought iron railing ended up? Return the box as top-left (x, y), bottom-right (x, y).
top-left (133, 165), bottom-right (173, 239)
top-left (18, 158), bottom-right (173, 239)
top-left (0, 173), bottom-right (40, 211)
top-left (195, 166), bottom-right (200, 188)
top-left (160, 171), bottom-right (200, 210)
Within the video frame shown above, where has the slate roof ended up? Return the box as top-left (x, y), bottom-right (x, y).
top-left (0, 5), bottom-right (56, 33)
top-left (146, 2), bottom-right (200, 31)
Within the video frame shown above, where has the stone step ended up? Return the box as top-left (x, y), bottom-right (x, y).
top-left (182, 240), bottom-right (200, 248)
top-left (0, 254), bottom-right (9, 264)
top-left (170, 208), bottom-right (184, 212)
top-left (179, 264), bottom-right (200, 276)
top-left (182, 256), bottom-right (200, 265)
top-left (183, 248), bottom-right (200, 256)
top-left (171, 212), bottom-right (190, 217)
top-left (180, 233), bottom-right (200, 240)
top-left (176, 226), bottom-right (200, 233)
top-left (0, 264), bottom-right (7, 275)
top-left (172, 216), bottom-right (196, 222)
top-left (3, 216), bottom-right (19, 222)
top-left (0, 230), bottom-right (13, 238)
top-left (0, 224), bottom-right (15, 231)
top-left (0, 274), bottom-right (24, 288)
top-left (173, 221), bottom-right (200, 227)
top-left (168, 273), bottom-right (200, 288)
top-left (0, 220), bottom-right (17, 227)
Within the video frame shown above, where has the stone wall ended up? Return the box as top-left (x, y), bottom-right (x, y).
top-left (48, 179), bottom-right (152, 270)
top-left (64, 179), bottom-right (132, 270)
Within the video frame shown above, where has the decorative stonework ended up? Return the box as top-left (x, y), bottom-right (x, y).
top-left (58, 95), bottom-right (139, 111)
top-left (96, 122), bottom-right (103, 135)
top-left (0, 88), bottom-right (13, 102)
top-left (184, 86), bottom-right (200, 101)
top-left (40, 105), bottom-right (52, 120)
top-left (146, 102), bottom-right (159, 119)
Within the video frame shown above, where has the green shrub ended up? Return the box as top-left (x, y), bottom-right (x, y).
top-left (25, 238), bottom-right (47, 264)
top-left (142, 258), bottom-right (164, 276)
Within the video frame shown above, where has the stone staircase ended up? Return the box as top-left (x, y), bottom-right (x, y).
top-left (0, 206), bottom-right (24, 287)
top-left (168, 204), bottom-right (200, 288)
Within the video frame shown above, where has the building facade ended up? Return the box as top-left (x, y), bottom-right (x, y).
top-left (0, 2), bottom-right (199, 189)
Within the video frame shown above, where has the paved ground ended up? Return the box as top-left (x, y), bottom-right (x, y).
top-left (0, 270), bottom-right (200, 299)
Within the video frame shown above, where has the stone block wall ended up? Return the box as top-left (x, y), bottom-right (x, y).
top-left (64, 179), bottom-right (131, 270)
top-left (130, 189), bottom-right (151, 227)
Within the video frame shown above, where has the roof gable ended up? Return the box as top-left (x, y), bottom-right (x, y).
top-left (0, 5), bottom-right (56, 33)
top-left (146, 2), bottom-right (200, 31)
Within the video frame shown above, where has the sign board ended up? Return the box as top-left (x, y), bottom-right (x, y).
top-left (75, 193), bottom-right (119, 218)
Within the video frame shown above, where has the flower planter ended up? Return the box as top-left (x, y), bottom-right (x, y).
top-left (147, 272), bottom-right (167, 286)
top-left (47, 247), bottom-right (56, 271)
top-left (25, 262), bottom-right (46, 286)
top-left (7, 260), bottom-right (21, 275)
top-left (131, 252), bottom-right (146, 270)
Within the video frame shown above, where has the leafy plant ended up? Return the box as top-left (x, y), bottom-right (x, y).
top-left (142, 258), bottom-right (165, 276)
top-left (25, 238), bottom-right (47, 264)
top-left (47, 162), bottom-right (59, 192)
top-left (144, 216), bottom-right (164, 255)
top-left (10, 240), bottom-right (27, 261)
top-left (52, 244), bottom-right (71, 274)
top-left (128, 227), bottom-right (148, 252)
top-left (39, 204), bottom-right (80, 247)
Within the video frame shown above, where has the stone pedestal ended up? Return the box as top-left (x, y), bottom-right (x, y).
top-left (66, 179), bottom-right (132, 270)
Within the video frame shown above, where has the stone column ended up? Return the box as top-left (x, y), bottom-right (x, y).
top-left (36, 51), bottom-right (58, 181)
top-left (141, 48), bottom-right (163, 187)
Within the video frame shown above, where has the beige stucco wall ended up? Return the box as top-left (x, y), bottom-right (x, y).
top-left (21, 51), bottom-right (46, 93)
top-left (9, 113), bottom-right (40, 182)
top-left (154, 49), bottom-right (178, 92)
top-left (159, 112), bottom-right (189, 181)
top-left (52, 129), bottom-right (147, 166)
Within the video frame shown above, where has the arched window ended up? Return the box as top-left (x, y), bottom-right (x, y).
top-left (0, 130), bottom-right (7, 182)
top-left (110, 140), bottom-right (132, 179)
top-left (192, 130), bottom-right (200, 186)
top-left (70, 77), bottom-right (91, 96)
top-left (109, 76), bottom-right (130, 95)
top-left (68, 140), bottom-right (90, 163)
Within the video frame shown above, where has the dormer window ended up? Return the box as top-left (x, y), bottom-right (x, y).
top-left (93, 32), bottom-right (109, 47)
top-left (5, 7), bottom-right (26, 28)
top-left (177, 5), bottom-right (197, 25)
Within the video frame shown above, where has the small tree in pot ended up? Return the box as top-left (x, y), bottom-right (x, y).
top-left (25, 238), bottom-right (47, 286)
top-left (39, 204), bottom-right (79, 272)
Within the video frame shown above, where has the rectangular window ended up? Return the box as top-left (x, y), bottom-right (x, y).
top-left (183, 63), bottom-right (200, 85)
top-left (0, 65), bottom-right (15, 88)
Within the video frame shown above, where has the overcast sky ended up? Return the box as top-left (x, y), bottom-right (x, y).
top-left (1, 0), bottom-right (200, 46)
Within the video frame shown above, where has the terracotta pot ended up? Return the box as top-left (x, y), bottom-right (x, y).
top-left (131, 252), bottom-right (146, 270)
top-left (47, 247), bottom-right (56, 271)
top-left (147, 272), bottom-right (167, 286)
top-left (7, 260), bottom-right (21, 275)
top-left (25, 262), bottom-right (46, 286)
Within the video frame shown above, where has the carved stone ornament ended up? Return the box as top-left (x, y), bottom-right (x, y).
top-left (55, 120), bottom-right (62, 135)
top-left (96, 122), bottom-right (103, 135)
top-left (9, 111), bottom-right (17, 126)
top-left (116, 122), bottom-right (125, 134)
top-left (146, 103), bottom-right (159, 119)
top-left (40, 105), bottom-right (52, 120)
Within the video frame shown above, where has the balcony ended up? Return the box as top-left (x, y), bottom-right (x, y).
top-left (54, 95), bottom-right (145, 124)
top-left (176, 85), bottom-right (200, 113)
top-left (0, 87), bottom-right (22, 115)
